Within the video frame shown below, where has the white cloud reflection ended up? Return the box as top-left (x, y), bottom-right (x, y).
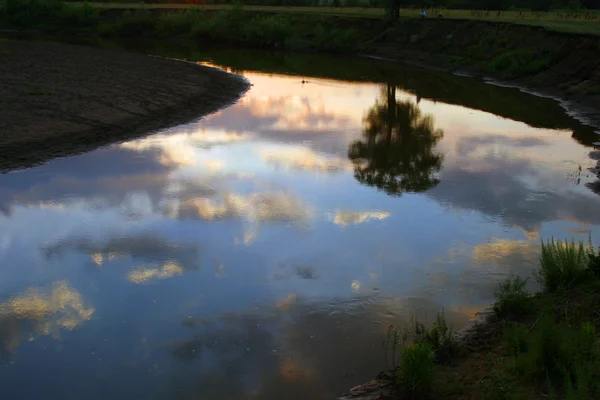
top-left (329, 210), bottom-right (390, 226)
top-left (173, 192), bottom-right (314, 227)
top-left (128, 262), bottom-right (184, 284)
top-left (261, 147), bottom-right (352, 173)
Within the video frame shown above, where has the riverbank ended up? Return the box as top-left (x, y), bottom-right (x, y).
top-left (339, 240), bottom-right (600, 400)
top-left (0, 39), bottom-right (249, 171)
top-left (363, 18), bottom-right (600, 130)
top-left (3, 4), bottom-right (599, 130)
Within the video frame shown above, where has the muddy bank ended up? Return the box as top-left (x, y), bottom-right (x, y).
top-left (337, 308), bottom-right (501, 400)
top-left (3, 11), bottom-right (600, 131)
top-left (0, 40), bottom-right (249, 171)
top-left (364, 20), bottom-right (600, 132)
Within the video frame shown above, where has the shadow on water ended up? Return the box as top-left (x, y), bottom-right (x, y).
top-left (348, 84), bottom-right (444, 195)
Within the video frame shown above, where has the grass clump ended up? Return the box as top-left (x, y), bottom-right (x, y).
top-left (489, 48), bottom-right (551, 77)
top-left (385, 237), bottom-right (600, 400)
top-left (479, 354), bottom-right (516, 400)
top-left (113, 8), bottom-right (153, 36)
top-left (502, 321), bottom-right (528, 356)
top-left (537, 237), bottom-right (597, 292)
top-left (413, 310), bottom-right (462, 364)
top-left (584, 85), bottom-right (600, 95)
top-left (494, 276), bottom-right (532, 319)
top-left (511, 315), bottom-right (600, 396)
top-left (154, 10), bottom-right (206, 36)
top-left (398, 342), bottom-right (436, 399)
top-left (26, 89), bottom-right (53, 95)
top-left (4, 0), bottom-right (99, 30)
top-left (59, 2), bottom-right (99, 29)
top-left (383, 312), bottom-right (459, 398)
top-left (2, 0), bottom-right (362, 52)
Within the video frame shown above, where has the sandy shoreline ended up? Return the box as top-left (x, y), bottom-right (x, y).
top-left (0, 40), bottom-right (249, 171)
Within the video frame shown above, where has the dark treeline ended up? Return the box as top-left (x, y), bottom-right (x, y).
top-left (441, 0), bottom-right (600, 10)
top-left (218, 0), bottom-right (600, 9)
top-left (71, 0), bottom-right (600, 10)
top-left (188, 0), bottom-right (599, 10)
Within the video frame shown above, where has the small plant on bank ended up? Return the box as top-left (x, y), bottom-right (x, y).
top-left (413, 310), bottom-right (461, 364)
top-left (480, 353), bottom-right (516, 400)
top-left (513, 314), bottom-right (600, 395)
top-left (537, 238), bottom-right (595, 292)
top-left (382, 324), bottom-right (406, 373)
top-left (494, 276), bottom-right (532, 319)
top-left (502, 321), bottom-right (528, 356)
top-left (398, 342), bottom-right (436, 399)
top-left (383, 313), bottom-right (459, 397)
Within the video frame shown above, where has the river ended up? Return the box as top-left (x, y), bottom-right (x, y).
top-left (1, 42), bottom-right (600, 399)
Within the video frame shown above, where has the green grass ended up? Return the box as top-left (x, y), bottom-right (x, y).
top-left (383, 312), bottom-right (460, 397)
top-left (112, 7), bottom-right (360, 50)
top-left (379, 240), bottom-right (600, 399)
top-left (585, 85), bottom-right (600, 95)
top-left (26, 89), bottom-right (53, 95)
top-left (494, 276), bottom-right (532, 319)
top-left (489, 48), bottom-right (552, 77)
top-left (413, 310), bottom-right (462, 364)
top-left (399, 342), bottom-right (436, 399)
top-left (399, 239), bottom-right (600, 400)
top-left (479, 353), bottom-right (517, 400)
top-left (537, 238), bottom-right (595, 292)
top-left (486, 240), bottom-right (600, 398)
top-left (88, 3), bottom-right (600, 35)
top-left (3, 0), bottom-right (100, 29)
top-left (510, 315), bottom-right (600, 394)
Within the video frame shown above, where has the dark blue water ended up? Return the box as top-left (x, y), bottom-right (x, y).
top-left (1, 45), bottom-right (600, 400)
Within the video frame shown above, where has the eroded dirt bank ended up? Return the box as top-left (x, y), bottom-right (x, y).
top-left (0, 40), bottom-right (249, 171)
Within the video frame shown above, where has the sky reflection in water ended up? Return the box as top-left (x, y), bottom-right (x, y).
top-left (1, 64), bottom-right (600, 399)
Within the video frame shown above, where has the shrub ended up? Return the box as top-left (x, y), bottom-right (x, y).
top-left (588, 244), bottom-right (600, 277)
top-left (516, 315), bottom-right (600, 393)
top-left (516, 315), bottom-right (566, 383)
top-left (117, 8), bottom-right (153, 36)
top-left (480, 354), bottom-right (516, 400)
top-left (398, 342), bottom-right (436, 399)
top-left (383, 324), bottom-right (406, 373)
top-left (155, 10), bottom-right (206, 36)
top-left (413, 310), bottom-right (461, 364)
top-left (242, 15), bottom-right (293, 46)
top-left (60, 2), bottom-right (99, 29)
top-left (284, 35), bottom-right (311, 50)
top-left (489, 48), bottom-right (551, 77)
top-left (503, 321), bottom-right (528, 356)
top-left (4, 0), bottom-right (99, 30)
top-left (537, 238), bottom-right (593, 292)
top-left (494, 276), bottom-right (531, 319)
top-left (5, 0), bottom-right (64, 27)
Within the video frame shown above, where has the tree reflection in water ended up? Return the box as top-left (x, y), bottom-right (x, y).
top-left (348, 85), bottom-right (444, 195)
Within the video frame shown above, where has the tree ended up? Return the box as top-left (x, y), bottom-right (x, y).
top-left (386, 0), bottom-right (410, 22)
top-left (580, 0), bottom-right (600, 8)
top-left (386, 0), bottom-right (400, 21)
top-left (348, 85), bottom-right (445, 196)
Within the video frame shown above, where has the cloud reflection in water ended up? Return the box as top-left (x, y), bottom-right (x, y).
top-left (0, 67), bottom-right (600, 399)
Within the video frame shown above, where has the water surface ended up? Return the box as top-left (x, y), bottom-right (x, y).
top-left (1, 44), bottom-right (600, 399)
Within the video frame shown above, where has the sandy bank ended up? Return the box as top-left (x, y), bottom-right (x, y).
top-left (0, 40), bottom-right (249, 171)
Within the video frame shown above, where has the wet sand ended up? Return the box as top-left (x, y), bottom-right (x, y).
top-left (0, 40), bottom-right (249, 171)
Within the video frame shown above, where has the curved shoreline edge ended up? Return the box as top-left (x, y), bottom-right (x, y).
top-left (0, 40), bottom-right (251, 172)
top-left (361, 53), bottom-right (600, 135)
top-left (337, 307), bottom-right (500, 400)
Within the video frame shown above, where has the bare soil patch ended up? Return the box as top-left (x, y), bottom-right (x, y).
top-left (0, 40), bottom-right (249, 171)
